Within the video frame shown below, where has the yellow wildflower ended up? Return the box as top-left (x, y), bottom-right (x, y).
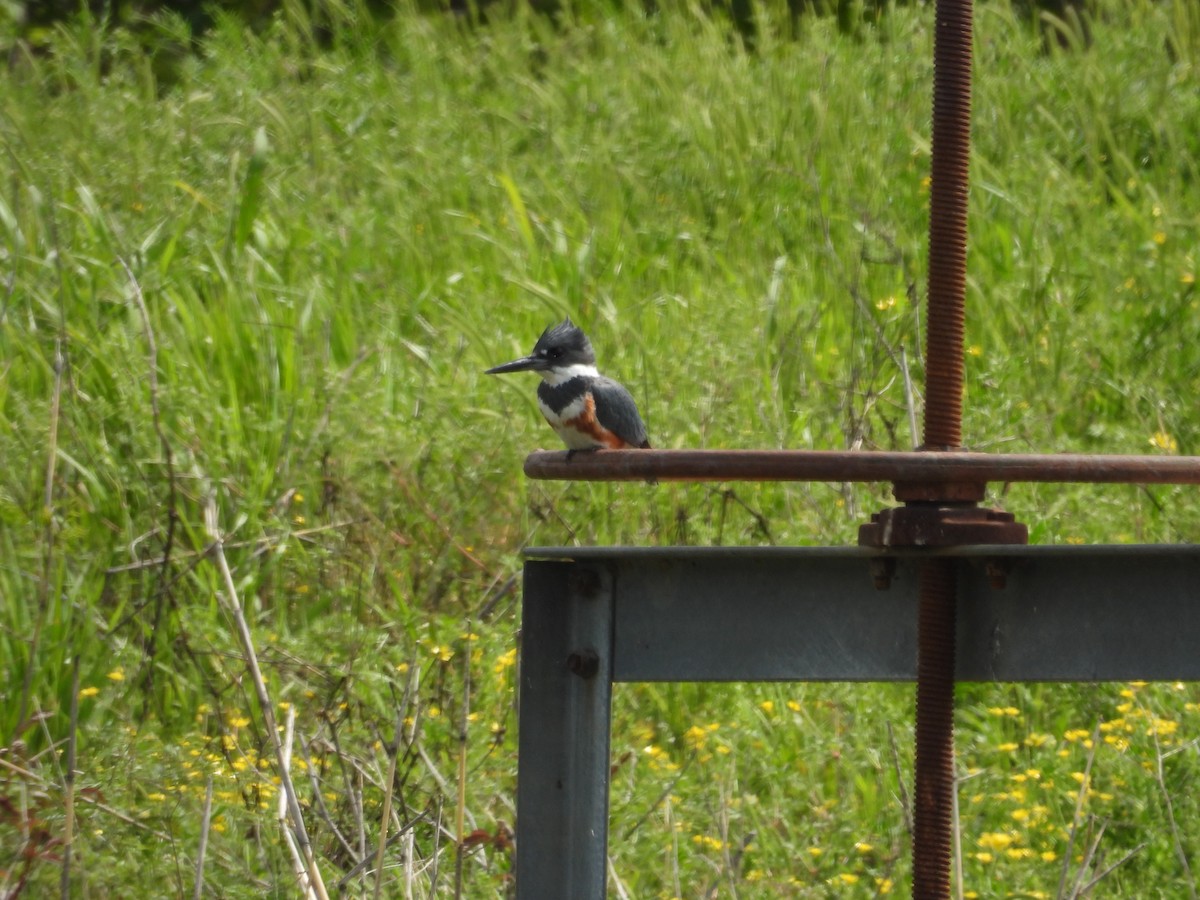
top-left (1150, 431), bottom-right (1178, 453)
top-left (493, 648), bottom-right (518, 675)
top-left (979, 832), bottom-right (1015, 851)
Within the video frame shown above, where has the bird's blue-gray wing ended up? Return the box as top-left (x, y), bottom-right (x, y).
top-left (592, 377), bottom-right (650, 448)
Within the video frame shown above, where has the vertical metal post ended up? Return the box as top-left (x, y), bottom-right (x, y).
top-left (515, 561), bottom-right (614, 900)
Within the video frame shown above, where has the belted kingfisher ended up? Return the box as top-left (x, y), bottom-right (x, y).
top-left (486, 319), bottom-right (651, 451)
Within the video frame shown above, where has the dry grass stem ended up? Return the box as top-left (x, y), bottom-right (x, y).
top-left (277, 705), bottom-right (316, 899)
top-left (104, 520), bottom-right (360, 575)
top-left (299, 739), bottom-right (358, 865)
top-left (886, 721), bottom-right (912, 834)
top-left (1150, 715), bottom-right (1197, 898)
top-left (1058, 721), bottom-right (1102, 899)
top-left (206, 495), bottom-right (329, 900)
top-left (608, 855), bottom-right (633, 900)
top-left (372, 712), bottom-right (403, 900)
top-left (1077, 841), bottom-right (1149, 895)
top-left (453, 624), bottom-right (472, 900)
top-left (900, 345), bottom-right (919, 449)
top-left (193, 777), bottom-right (214, 900)
top-left (59, 654), bottom-right (80, 900)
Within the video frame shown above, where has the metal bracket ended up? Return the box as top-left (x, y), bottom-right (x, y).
top-left (858, 504), bottom-right (1028, 548)
top-left (515, 545), bottom-right (1200, 899)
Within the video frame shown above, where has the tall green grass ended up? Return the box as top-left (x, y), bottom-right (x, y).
top-left (2, 0), bottom-right (1200, 894)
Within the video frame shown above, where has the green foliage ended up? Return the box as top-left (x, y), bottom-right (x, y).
top-left (2, 0), bottom-right (1200, 895)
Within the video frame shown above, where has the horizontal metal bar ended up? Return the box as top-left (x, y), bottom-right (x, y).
top-left (527, 543), bottom-right (1200, 560)
top-left (524, 546), bottom-right (1200, 682)
top-left (523, 449), bottom-right (1200, 485)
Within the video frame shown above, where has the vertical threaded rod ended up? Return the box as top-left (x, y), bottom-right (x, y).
top-left (914, 0), bottom-right (973, 887)
top-left (923, 0), bottom-right (973, 451)
top-left (913, 559), bottom-right (957, 899)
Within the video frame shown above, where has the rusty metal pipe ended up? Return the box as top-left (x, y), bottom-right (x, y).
top-left (523, 449), bottom-right (1200, 485)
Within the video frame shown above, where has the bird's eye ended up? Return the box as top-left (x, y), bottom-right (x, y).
top-left (549, 348), bottom-right (561, 359)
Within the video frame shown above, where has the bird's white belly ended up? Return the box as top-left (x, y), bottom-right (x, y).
top-left (538, 395), bottom-right (605, 450)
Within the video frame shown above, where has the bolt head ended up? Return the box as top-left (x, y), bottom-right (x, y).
top-left (566, 648), bottom-right (600, 679)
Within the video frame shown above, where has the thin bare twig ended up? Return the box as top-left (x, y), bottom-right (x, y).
top-left (886, 721), bottom-right (912, 834)
top-left (698, 781), bottom-right (746, 900)
top-left (667, 796), bottom-right (682, 900)
top-left (417, 743), bottom-right (452, 798)
top-left (0, 755), bottom-right (173, 841)
top-left (476, 572), bottom-right (518, 621)
top-left (1150, 710), bottom-right (1197, 898)
top-left (60, 654), bottom-right (81, 899)
top-left (453, 624), bottom-right (472, 899)
top-left (104, 521), bottom-right (360, 574)
top-left (428, 798), bottom-right (445, 895)
top-left (607, 856), bottom-right (633, 900)
top-left (193, 777), bottom-right (214, 900)
top-left (404, 825), bottom-right (416, 900)
top-left (900, 346), bottom-right (920, 449)
top-left (205, 496), bottom-right (329, 900)
top-left (621, 760), bottom-right (691, 841)
top-left (951, 768), bottom-right (983, 900)
top-left (1068, 819), bottom-right (1107, 900)
top-left (1077, 842), bottom-right (1148, 894)
top-left (338, 808), bottom-right (431, 890)
top-left (1058, 721), bottom-right (1102, 899)
top-left (278, 706), bottom-right (319, 899)
top-left (373, 710), bottom-right (404, 900)
top-left (298, 738), bottom-right (358, 866)
top-left (119, 258), bottom-right (180, 712)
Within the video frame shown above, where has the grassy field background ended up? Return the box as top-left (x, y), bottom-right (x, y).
top-left (3, 0), bottom-right (1200, 895)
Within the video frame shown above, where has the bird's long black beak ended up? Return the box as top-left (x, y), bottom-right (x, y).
top-left (485, 355), bottom-right (545, 375)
